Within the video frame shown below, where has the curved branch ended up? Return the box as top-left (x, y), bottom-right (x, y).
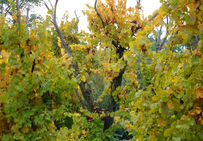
top-left (94, 0), bottom-right (105, 28)
top-left (45, 0), bottom-right (72, 58)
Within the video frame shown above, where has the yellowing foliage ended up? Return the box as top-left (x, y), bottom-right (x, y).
top-left (0, 0), bottom-right (202, 140)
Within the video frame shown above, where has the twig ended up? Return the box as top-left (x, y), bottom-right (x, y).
top-left (149, 12), bottom-right (159, 21)
top-left (74, 10), bottom-right (78, 19)
top-left (44, 2), bottom-right (49, 10)
top-left (160, 16), bottom-right (170, 50)
top-left (74, 10), bottom-right (79, 32)
top-left (137, 0), bottom-right (141, 4)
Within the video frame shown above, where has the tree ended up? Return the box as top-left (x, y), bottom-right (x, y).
top-left (0, 0), bottom-right (42, 25)
top-left (0, 0), bottom-right (202, 140)
top-left (46, 0), bottom-right (144, 133)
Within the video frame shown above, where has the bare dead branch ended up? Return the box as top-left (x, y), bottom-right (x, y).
top-left (44, 0), bottom-right (72, 58)
top-left (5, 6), bottom-right (12, 16)
top-left (74, 10), bottom-right (78, 19)
top-left (54, 23), bottom-right (72, 58)
top-left (44, 2), bottom-right (50, 10)
top-left (53, 0), bottom-right (58, 23)
top-left (160, 36), bottom-right (167, 49)
top-left (166, 15), bottom-right (169, 25)
top-left (159, 16), bottom-right (170, 50)
top-left (74, 10), bottom-right (79, 32)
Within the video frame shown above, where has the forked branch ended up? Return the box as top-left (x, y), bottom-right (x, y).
top-left (44, 0), bottom-right (72, 58)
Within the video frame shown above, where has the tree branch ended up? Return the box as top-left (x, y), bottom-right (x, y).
top-left (44, 0), bottom-right (72, 58)
top-left (194, 35), bottom-right (199, 50)
top-left (44, 2), bottom-right (49, 10)
top-left (74, 10), bottom-right (79, 32)
top-left (74, 10), bottom-right (79, 19)
top-left (53, 0), bottom-right (58, 23)
top-left (94, 0), bottom-right (105, 28)
top-left (160, 16), bottom-right (170, 50)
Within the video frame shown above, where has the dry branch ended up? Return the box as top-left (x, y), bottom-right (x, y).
top-left (44, 0), bottom-right (72, 58)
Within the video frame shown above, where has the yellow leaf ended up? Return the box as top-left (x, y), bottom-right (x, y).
top-left (189, 110), bottom-right (196, 115)
top-left (138, 136), bottom-right (143, 141)
top-left (165, 89), bottom-right (173, 95)
top-left (81, 75), bottom-right (86, 82)
top-left (159, 5), bottom-right (167, 16)
top-left (171, 115), bottom-right (175, 118)
top-left (181, 115), bottom-right (188, 120)
top-left (75, 113), bottom-right (80, 117)
top-left (152, 95), bottom-right (158, 102)
top-left (198, 24), bottom-right (203, 31)
top-left (195, 107), bottom-right (202, 114)
top-left (167, 100), bottom-right (174, 109)
top-left (164, 128), bottom-right (173, 137)
top-left (82, 130), bottom-right (86, 135)
top-left (200, 118), bottom-right (203, 125)
top-left (12, 14), bottom-right (17, 20)
top-left (47, 122), bottom-right (56, 132)
top-left (98, 98), bottom-right (102, 102)
top-left (129, 41), bottom-right (134, 47)
top-left (194, 88), bottom-right (203, 98)
top-left (90, 114), bottom-right (94, 118)
top-left (159, 118), bottom-right (167, 127)
top-left (149, 134), bottom-right (156, 141)
top-left (114, 117), bottom-right (120, 123)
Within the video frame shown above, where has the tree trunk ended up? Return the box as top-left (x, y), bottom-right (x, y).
top-left (102, 46), bottom-right (126, 131)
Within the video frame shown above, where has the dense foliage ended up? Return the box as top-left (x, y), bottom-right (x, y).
top-left (0, 0), bottom-right (202, 140)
